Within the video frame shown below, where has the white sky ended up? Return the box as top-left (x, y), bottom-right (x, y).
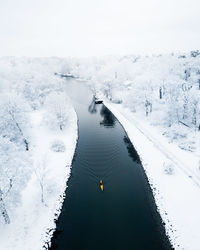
top-left (0, 0), bottom-right (200, 57)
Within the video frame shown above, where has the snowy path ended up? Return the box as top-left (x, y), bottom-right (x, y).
top-left (105, 101), bottom-right (200, 250)
top-left (128, 115), bottom-right (200, 188)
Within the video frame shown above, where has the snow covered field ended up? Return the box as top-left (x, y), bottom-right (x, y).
top-left (0, 57), bottom-right (78, 250)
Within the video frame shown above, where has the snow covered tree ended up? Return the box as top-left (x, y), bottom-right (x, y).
top-left (0, 137), bottom-right (31, 223)
top-left (43, 92), bottom-right (71, 131)
top-left (33, 154), bottom-right (48, 204)
top-left (0, 94), bottom-right (30, 150)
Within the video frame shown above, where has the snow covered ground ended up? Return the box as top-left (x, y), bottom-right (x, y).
top-left (0, 108), bottom-right (77, 250)
top-left (104, 101), bottom-right (200, 250)
top-left (0, 57), bottom-right (78, 250)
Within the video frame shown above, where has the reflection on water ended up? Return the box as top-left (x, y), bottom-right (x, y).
top-left (123, 136), bottom-right (141, 164)
top-left (100, 105), bottom-right (116, 128)
top-left (88, 97), bottom-right (97, 114)
top-left (88, 97), bottom-right (116, 128)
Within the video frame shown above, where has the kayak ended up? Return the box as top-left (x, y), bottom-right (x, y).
top-left (100, 180), bottom-right (103, 191)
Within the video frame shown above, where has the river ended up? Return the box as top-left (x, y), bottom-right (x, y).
top-left (50, 80), bottom-right (171, 250)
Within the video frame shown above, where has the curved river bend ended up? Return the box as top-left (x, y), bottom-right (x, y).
top-left (50, 81), bottom-right (171, 250)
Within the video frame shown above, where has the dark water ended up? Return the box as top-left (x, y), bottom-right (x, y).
top-left (50, 81), bottom-right (172, 250)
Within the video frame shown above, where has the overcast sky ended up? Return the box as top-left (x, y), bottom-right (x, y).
top-left (0, 0), bottom-right (200, 57)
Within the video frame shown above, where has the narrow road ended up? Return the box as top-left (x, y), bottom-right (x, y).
top-left (50, 81), bottom-right (171, 250)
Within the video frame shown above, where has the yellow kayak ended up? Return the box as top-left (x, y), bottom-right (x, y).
top-left (100, 180), bottom-right (103, 191)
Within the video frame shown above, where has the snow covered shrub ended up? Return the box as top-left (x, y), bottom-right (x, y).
top-left (22, 77), bottom-right (61, 110)
top-left (191, 50), bottom-right (200, 58)
top-left (112, 98), bottom-right (122, 104)
top-left (43, 92), bottom-right (71, 131)
top-left (22, 83), bottom-right (45, 110)
top-left (50, 140), bottom-right (66, 152)
top-left (163, 162), bottom-right (174, 175)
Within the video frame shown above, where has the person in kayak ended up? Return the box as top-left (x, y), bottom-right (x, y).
top-left (100, 180), bottom-right (103, 191)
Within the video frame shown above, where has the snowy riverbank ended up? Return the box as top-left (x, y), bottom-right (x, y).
top-left (0, 107), bottom-right (78, 250)
top-left (104, 101), bottom-right (200, 250)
